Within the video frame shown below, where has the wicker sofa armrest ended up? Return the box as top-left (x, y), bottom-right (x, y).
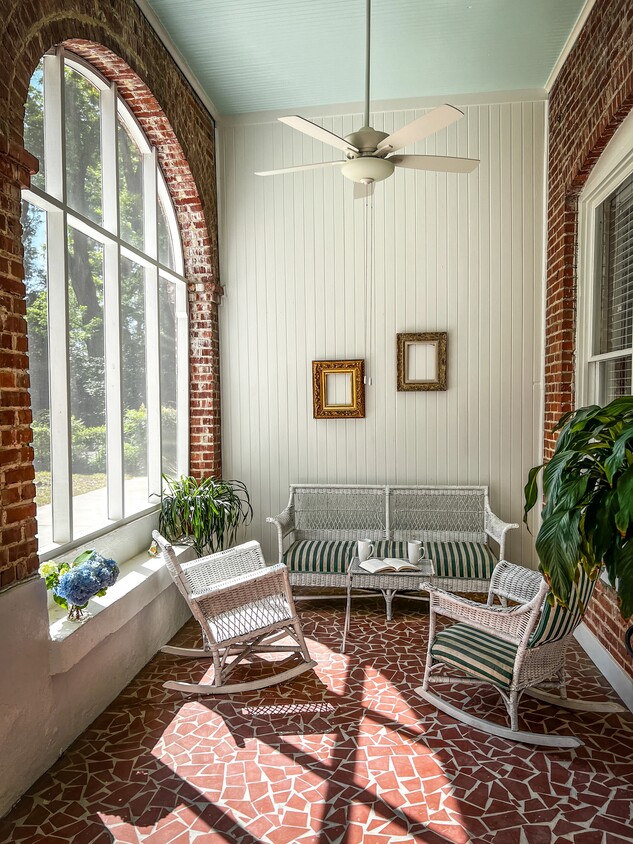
top-left (484, 505), bottom-right (519, 559)
top-left (425, 581), bottom-right (547, 644)
top-left (266, 506), bottom-right (296, 563)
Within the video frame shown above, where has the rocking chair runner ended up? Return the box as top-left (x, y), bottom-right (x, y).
top-left (153, 532), bottom-right (316, 694)
top-left (416, 561), bottom-right (625, 748)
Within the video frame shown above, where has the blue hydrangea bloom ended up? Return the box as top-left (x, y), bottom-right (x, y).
top-left (55, 565), bottom-right (102, 606)
top-left (88, 557), bottom-right (119, 589)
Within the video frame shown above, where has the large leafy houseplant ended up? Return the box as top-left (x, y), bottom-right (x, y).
top-left (524, 397), bottom-right (633, 620)
top-left (159, 476), bottom-right (253, 556)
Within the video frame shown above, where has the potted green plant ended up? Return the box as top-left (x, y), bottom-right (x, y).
top-left (524, 397), bottom-right (633, 620)
top-left (158, 476), bottom-right (253, 556)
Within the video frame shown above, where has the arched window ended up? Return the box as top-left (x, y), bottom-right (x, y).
top-left (22, 48), bottom-right (189, 555)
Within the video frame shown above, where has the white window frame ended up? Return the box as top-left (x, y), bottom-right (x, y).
top-left (23, 47), bottom-right (189, 561)
top-left (577, 109), bottom-right (633, 407)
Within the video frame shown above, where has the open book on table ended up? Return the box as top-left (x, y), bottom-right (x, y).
top-left (359, 558), bottom-right (422, 574)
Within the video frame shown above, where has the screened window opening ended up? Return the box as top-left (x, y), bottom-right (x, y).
top-left (22, 48), bottom-right (188, 554)
top-left (588, 172), bottom-right (633, 405)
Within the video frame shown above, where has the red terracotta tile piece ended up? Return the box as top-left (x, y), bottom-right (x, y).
top-left (0, 603), bottom-right (631, 844)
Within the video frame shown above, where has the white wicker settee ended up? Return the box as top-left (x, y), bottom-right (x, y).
top-left (267, 484), bottom-right (518, 593)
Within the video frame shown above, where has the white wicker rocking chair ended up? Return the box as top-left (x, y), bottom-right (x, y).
top-left (416, 561), bottom-right (625, 748)
top-left (153, 532), bottom-right (316, 695)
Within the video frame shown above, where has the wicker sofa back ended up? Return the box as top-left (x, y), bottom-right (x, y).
top-left (267, 484), bottom-right (518, 593)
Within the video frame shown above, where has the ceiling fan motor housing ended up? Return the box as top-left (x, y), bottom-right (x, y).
top-left (341, 156), bottom-right (395, 184)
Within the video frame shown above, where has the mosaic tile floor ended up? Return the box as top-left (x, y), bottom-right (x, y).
top-left (1, 599), bottom-right (632, 844)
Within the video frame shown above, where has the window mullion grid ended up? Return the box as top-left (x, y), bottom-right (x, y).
top-left (146, 267), bottom-right (162, 500)
top-left (45, 50), bottom-right (72, 542)
top-left (144, 150), bottom-right (162, 499)
top-left (101, 79), bottom-right (124, 520)
top-left (176, 282), bottom-right (189, 475)
top-left (43, 50), bottom-right (64, 202)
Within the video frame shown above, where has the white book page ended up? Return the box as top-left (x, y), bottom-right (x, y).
top-left (359, 558), bottom-right (420, 574)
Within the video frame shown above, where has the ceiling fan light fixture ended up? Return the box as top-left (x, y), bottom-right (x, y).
top-left (340, 156), bottom-right (395, 184)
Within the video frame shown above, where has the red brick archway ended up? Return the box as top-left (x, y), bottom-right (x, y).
top-left (0, 2), bottom-right (222, 588)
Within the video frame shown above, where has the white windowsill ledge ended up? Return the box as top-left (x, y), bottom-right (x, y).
top-left (48, 543), bottom-right (195, 675)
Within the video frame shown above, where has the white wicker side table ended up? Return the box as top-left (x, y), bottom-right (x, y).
top-left (341, 556), bottom-right (434, 653)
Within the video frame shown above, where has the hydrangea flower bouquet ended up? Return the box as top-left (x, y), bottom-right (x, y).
top-left (39, 550), bottom-right (119, 621)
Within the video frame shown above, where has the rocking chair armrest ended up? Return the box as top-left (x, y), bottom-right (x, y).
top-left (426, 583), bottom-right (546, 643)
top-left (189, 562), bottom-right (290, 602)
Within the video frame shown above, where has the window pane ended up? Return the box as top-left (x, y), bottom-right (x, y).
top-left (121, 256), bottom-right (148, 515)
top-left (24, 61), bottom-right (45, 191)
top-left (118, 117), bottom-right (144, 249)
top-left (597, 173), bottom-right (633, 354)
top-left (600, 356), bottom-right (632, 404)
top-left (160, 276), bottom-right (179, 477)
top-left (158, 195), bottom-right (175, 270)
top-left (67, 227), bottom-right (106, 538)
top-left (22, 201), bottom-right (51, 548)
top-left (65, 65), bottom-right (102, 224)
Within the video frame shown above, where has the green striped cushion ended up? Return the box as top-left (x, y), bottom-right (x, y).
top-left (283, 540), bottom-right (356, 574)
top-left (431, 623), bottom-right (518, 688)
top-left (529, 569), bottom-right (596, 647)
top-left (373, 540), bottom-right (408, 559)
top-left (424, 541), bottom-right (496, 579)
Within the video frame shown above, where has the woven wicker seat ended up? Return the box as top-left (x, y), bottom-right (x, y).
top-left (416, 561), bottom-right (625, 747)
top-left (153, 532), bottom-right (316, 695)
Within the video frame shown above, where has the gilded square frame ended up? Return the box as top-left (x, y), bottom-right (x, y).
top-left (312, 359), bottom-right (365, 419)
top-left (397, 332), bottom-right (447, 391)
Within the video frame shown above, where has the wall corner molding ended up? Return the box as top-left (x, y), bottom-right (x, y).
top-left (574, 623), bottom-right (633, 712)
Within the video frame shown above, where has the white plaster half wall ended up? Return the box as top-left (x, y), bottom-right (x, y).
top-left (0, 534), bottom-right (193, 817)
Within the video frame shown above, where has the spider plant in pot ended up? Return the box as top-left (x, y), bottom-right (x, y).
top-left (524, 397), bottom-right (633, 623)
top-left (159, 476), bottom-right (253, 556)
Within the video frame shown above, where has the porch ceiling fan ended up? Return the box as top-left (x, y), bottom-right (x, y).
top-left (255, 0), bottom-right (479, 192)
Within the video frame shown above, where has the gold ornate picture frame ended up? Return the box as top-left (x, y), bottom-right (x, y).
top-left (312, 360), bottom-right (365, 419)
top-left (397, 332), bottom-right (447, 391)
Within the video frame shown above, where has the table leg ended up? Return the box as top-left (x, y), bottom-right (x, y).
top-left (342, 575), bottom-right (353, 653)
top-left (381, 589), bottom-right (398, 622)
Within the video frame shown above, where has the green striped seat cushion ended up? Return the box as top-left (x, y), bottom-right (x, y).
top-left (529, 569), bottom-right (596, 648)
top-left (431, 622), bottom-right (518, 688)
top-left (424, 541), bottom-right (496, 580)
top-left (283, 539), bottom-right (411, 574)
top-left (284, 540), bottom-right (356, 574)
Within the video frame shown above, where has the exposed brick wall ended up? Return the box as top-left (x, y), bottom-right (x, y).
top-left (0, 1), bottom-right (221, 588)
top-left (0, 138), bottom-right (39, 588)
top-left (545, 0), bottom-right (633, 676)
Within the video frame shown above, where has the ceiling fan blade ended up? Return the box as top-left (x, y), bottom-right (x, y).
top-left (279, 116), bottom-right (359, 155)
top-left (255, 160), bottom-right (343, 177)
top-left (390, 154), bottom-right (479, 174)
top-left (377, 105), bottom-right (464, 154)
top-left (353, 181), bottom-right (374, 200)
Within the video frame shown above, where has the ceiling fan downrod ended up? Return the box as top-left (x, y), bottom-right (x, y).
top-left (364, 0), bottom-right (371, 128)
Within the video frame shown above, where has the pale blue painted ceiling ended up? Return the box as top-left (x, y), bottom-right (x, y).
top-left (144, 0), bottom-right (586, 115)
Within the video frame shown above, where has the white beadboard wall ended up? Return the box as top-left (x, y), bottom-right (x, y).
top-left (218, 99), bottom-right (546, 565)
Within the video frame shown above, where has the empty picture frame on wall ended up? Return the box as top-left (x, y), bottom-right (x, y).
top-left (397, 332), bottom-right (447, 391)
top-left (312, 360), bottom-right (365, 418)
